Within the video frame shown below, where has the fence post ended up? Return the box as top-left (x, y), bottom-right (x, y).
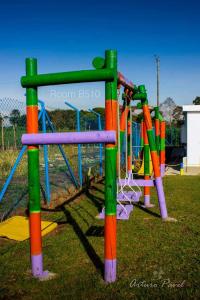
top-left (89, 109), bottom-right (103, 176)
top-left (13, 125), bottom-right (17, 150)
top-left (65, 101), bottom-right (83, 187)
top-left (39, 100), bottom-right (51, 204)
top-left (1, 120), bottom-right (4, 151)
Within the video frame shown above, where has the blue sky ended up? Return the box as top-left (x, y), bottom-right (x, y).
top-left (0, 0), bottom-right (200, 109)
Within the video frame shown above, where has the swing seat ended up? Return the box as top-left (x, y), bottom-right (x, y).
top-left (97, 204), bottom-right (133, 220)
top-left (117, 191), bottom-right (142, 202)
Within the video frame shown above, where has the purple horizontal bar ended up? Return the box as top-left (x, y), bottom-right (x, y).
top-left (22, 130), bottom-right (116, 145)
top-left (118, 179), bottom-right (155, 187)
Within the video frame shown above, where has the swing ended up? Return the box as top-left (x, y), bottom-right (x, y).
top-left (117, 96), bottom-right (142, 218)
top-left (98, 89), bottom-right (142, 220)
top-left (117, 96), bottom-right (142, 208)
top-left (98, 94), bottom-right (133, 220)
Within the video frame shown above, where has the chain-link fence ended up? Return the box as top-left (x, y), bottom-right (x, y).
top-left (0, 98), bottom-right (26, 150)
top-left (0, 98), bottom-right (27, 219)
top-left (132, 122), bottom-right (141, 159)
top-left (0, 98), bottom-right (105, 220)
top-left (0, 98), bottom-right (181, 220)
top-left (166, 126), bottom-right (181, 146)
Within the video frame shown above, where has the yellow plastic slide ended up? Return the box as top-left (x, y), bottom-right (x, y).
top-left (132, 154), bottom-right (153, 176)
top-left (0, 216), bottom-right (57, 241)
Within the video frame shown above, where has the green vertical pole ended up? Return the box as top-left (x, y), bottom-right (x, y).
top-left (26, 58), bottom-right (45, 277)
top-left (160, 119), bottom-right (166, 176)
top-left (143, 121), bottom-right (154, 207)
top-left (140, 119), bottom-right (144, 148)
top-left (154, 106), bottom-right (160, 155)
top-left (138, 85), bottom-right (168, 220)
top-left (127, 102), bottom-right (132, 175)
top-left (104, 50), bottom-right (117, 282)
top-left (119, 100), bottom-right (127, 159)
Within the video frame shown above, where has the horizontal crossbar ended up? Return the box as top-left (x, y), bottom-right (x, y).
top-left (118, 72), bottom-right (134, 91)
top-left (21, 68), bottom-right (115, 87)
top-left (22, 130), bottom-right (116, 145)
top-left (118, 179), bottom-right (155, 187)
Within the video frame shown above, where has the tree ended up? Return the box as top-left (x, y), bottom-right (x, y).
top-left (47, 107), bottom-right (105, 131)
top-left (9, 109), bottom-right (21, 126)
top-left (193, 96), bottom-right (200, 105)
top-left (9, 110), bottom-right (20, 150)
top-left (0, 113), bottom-right (2, 127)
top-left (17, 114), bottom-right (26, 127)
top-left (48, 109), bottom-right (76, 130)
top-left (171, 106), bottom-right (184, 126)
top-left (159, 97), bottom-right (176, 125)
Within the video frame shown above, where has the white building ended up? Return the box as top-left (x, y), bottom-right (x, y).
top-left (181, 105), bottom-right (200, 170)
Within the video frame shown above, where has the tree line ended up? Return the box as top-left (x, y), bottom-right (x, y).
top-left (0, 107), bottom-right (105, 130)
top-left (1, 95), bottom-right (200, 130)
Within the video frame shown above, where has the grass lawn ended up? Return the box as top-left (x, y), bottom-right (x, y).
top-left (0, 176), bottom-right (200, 299)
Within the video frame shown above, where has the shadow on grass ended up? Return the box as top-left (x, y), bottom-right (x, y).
top-left (1, 188), bottom-right (28, 221)
top-left (61, 206), bottom-right (104, 277)
top-left (42, 189), bottom-right (84, 212)
top-left (85, 225), bottom-right (104, 237)
top-left (72, 203), bottom-right (96, 221)
top-left (70, 205), bottom-right (91, 227)
top-left (135, 202), bottom-right (161, 219)
top-left (41, 185), bottom-right (105, 277)
top-left (40, 184), bottom-right (47, 203)
top-left (90, 185), bottom-right (104, 195)
top-left (96, 177), bottom-right (105, 185)
top-left (85, 189), bottom-right (104, 212)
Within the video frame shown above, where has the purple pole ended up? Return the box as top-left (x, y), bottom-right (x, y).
top-left (155, 177), bottom-right (168, 218)
top-left (22, 130), bottom-right (116, 145)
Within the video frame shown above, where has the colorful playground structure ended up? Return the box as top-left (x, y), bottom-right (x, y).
top-left (0, 49), bottom-right (177, 284)
top-left (18, 49), bottom-right (177, 283)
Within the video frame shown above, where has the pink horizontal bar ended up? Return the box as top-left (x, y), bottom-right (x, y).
top-left (118, 72), bottom-right (134, 89)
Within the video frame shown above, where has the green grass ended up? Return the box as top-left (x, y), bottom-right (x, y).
top-left (0, 176), bottom-right (200, 299)
top-left (0, 145), bottom-right (78, 179)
